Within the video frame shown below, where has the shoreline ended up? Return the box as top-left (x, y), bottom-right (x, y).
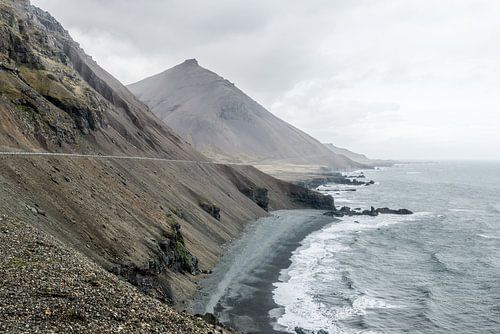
top-left (190, 210), bottom-right (337, 333)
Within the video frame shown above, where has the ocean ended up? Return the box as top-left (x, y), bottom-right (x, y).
top-left (271, 161), bottom-right (500, 333)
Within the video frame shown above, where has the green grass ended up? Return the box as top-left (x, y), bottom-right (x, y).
top-left (6, 256), bottom-right (31, 268)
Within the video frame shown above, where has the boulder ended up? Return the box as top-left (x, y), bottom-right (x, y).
top-left (199, 202), bottom-right (221, 221)
top-left (375, 207), bottom-right (413, 215)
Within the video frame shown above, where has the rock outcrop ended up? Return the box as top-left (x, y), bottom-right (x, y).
top-left (238, 186), bottom-right (270, 211)
top-left (296, 173), bottom-right (375, 189)
top-left (111, 220), bottom-right (199, 303)
top-left (289, 187), bottom-right (335, 210)
top-left (294, 327), bottom-right (329, 334)
top-left (199, 202), bottom-right (221, 221)
top-left (324, 206), bottom-right (413, 217)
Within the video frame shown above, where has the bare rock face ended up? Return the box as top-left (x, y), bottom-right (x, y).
top-left (199, 201), bottom-right (221, 221)
top-left (0, 0), bottom-right (107, 145)
top-left (289, 186), bottom-right (335, 210)
top-left (128, 59), bottom-right (364, 169)
top-left (239, 187), bottom-right (270, 211)
top-left (112, 221), bottom-right (199, 303)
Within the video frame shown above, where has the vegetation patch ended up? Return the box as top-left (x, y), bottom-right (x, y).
top-left (6, 256), bottom-right (31, 268)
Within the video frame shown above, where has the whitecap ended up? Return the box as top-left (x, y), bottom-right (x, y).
top-left (477, 234), bottom-right (500, 239)
top-left (352, 294), bottom-right (398, 311)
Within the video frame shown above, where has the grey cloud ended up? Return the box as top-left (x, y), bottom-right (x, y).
top-left (31, 0), bottom-right (500, 160)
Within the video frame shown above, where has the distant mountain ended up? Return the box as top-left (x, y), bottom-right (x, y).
top-left (128, 59), bottom-right (363, 169)
top-left (324, 143), bottom-right (395, 167)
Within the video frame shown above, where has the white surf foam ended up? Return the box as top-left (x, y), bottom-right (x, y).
top-left (270, 213), bottom-right (426, 333)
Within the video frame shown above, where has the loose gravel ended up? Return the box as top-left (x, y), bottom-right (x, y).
top-left (0, 214), bottom-right (234, 333)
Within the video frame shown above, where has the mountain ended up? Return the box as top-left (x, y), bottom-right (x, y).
top-left (0, 0), bottom-right (334, 325)
top-left (128, 59), bottom-right (363, 169)
top-left (324, 143), bottom-right (395, 167)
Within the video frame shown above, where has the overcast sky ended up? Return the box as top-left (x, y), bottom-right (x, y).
top-left (32, 0), bottom-right (500, 160)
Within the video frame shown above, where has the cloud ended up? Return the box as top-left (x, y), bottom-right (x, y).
top-left (31, 0), bottom-right (500, 159)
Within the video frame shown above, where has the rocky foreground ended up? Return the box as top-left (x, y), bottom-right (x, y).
top-left (0, 215), bottom-right (233, 334)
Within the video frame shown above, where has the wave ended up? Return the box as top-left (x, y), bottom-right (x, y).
top-left (429, 252), bottom-right (453, 273)
top-left (269, 213), bottom-right (429, 333)
top-left (477, 234), bottom-right (500, 240)
top-left (448, 208), bottom-right (483, 213)
top-left (352, 294), bottom-right (398, 311)
top-left (429, 251), bottom-right (467, 278)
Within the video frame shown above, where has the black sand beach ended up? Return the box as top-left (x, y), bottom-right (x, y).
top-left (190, 210), bottom-right (337, 333)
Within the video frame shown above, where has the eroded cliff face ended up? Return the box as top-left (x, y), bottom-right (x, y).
top-left (0, 1), bottom-right (102, 146)
top-left (0, 0), bottom-right (335, 306)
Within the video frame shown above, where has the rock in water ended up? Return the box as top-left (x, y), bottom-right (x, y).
top-left (375, 207), bottom-right (413, 215)
top-left (324, 206), bottom-right (413, 217)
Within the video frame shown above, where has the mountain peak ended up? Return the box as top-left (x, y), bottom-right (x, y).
top-left (181, 58), bottom-right (199, 66)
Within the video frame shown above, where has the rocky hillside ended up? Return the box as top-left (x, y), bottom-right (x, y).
top-left (0, 0), bottom-right (203, 161)
top-left (0, 0), bottom-right (334, 312)
top-left (128, 59), bottom-right (363, 169)
top-left (0, 215), bottom-right (234, 333)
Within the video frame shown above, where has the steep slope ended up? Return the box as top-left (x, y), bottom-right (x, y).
top-left (324, 143), bottom-right (395, 167)
top-left (0, 0), bottom-right (334, 309)
top-left (128, 59), bottom-right (363, 169)
top-left (0, 0), bottom-right (203, 161)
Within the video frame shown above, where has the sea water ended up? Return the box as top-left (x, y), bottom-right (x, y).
top-left (271, 161), bottom-right (500, 333)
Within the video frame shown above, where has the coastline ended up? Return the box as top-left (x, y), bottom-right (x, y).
top-left (190, 210), bottom-right (337, 333)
